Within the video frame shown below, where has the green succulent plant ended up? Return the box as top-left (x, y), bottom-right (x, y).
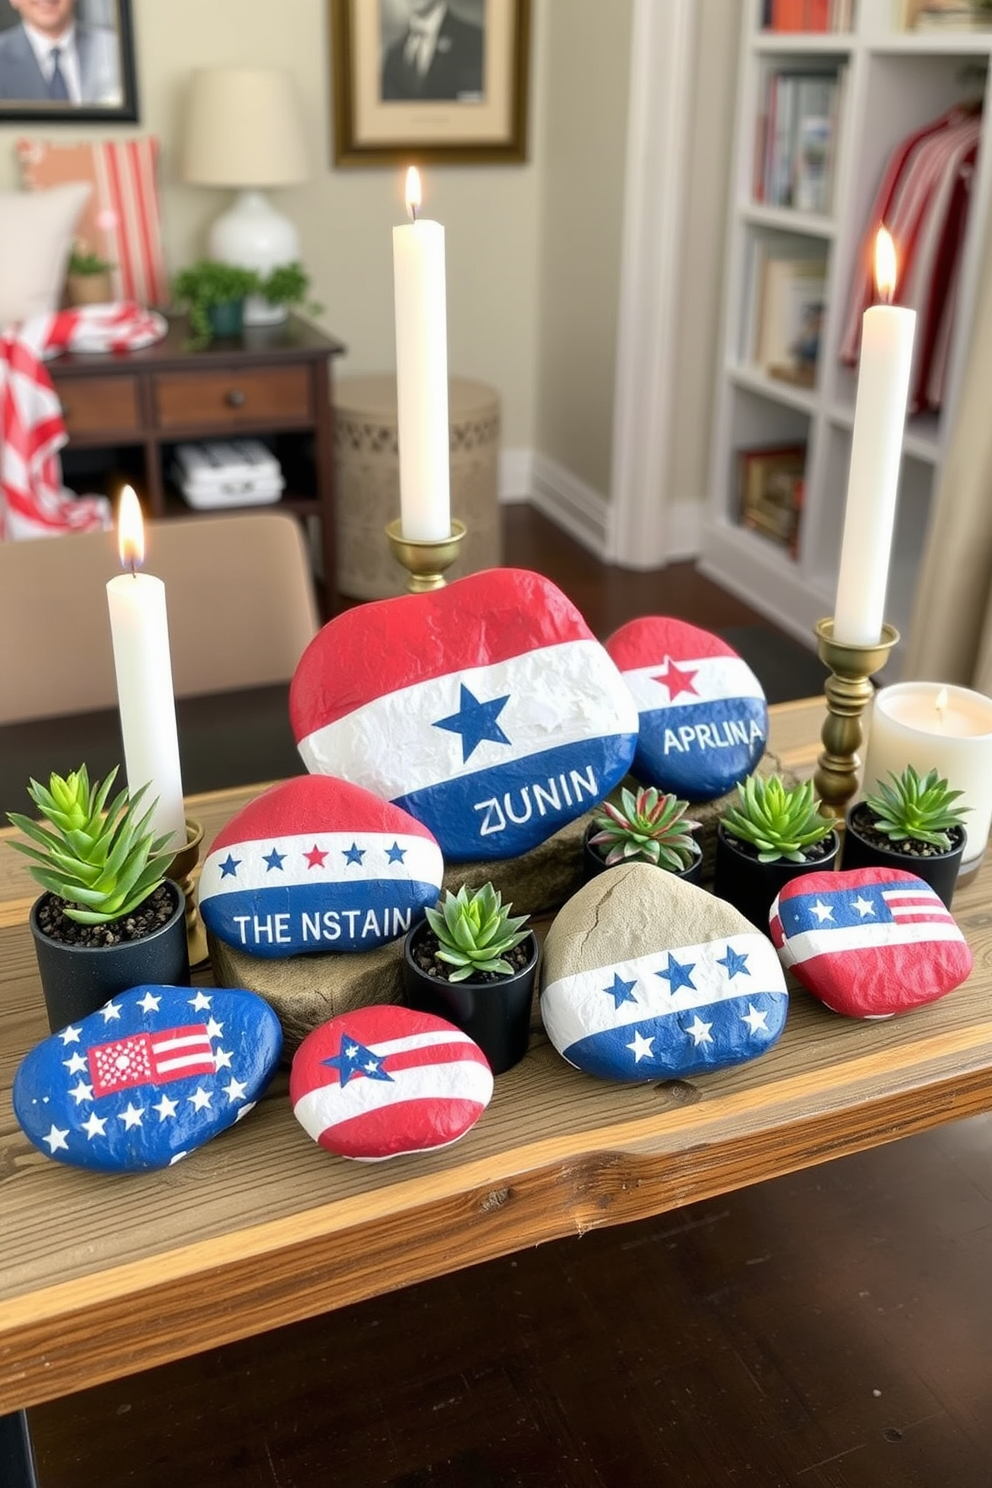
top-left (588, 785), bottom-right (700, 871)
top-left (6, 765), bottom-right (174, 925)
top-left (171, 259), bottom-right (262, 348)
top-left (721, 774), bottom-right (834, 864)
top-left (424, 882), bottom-right (531, 982)
top-left (864, 764), bottom-right (968, 851)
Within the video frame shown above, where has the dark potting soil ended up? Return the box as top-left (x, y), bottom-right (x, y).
top-left (36, 883), bottom-right (176, 949)
top-left (848, 803), bottom-right (964, 861)
top-left (721, 830), bottom-right (836, 865)
top-left (412, 929), bottom-right (533, 984)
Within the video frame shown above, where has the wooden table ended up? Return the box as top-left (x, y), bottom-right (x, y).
top-left (2, 698), bottom-right (992, 1420)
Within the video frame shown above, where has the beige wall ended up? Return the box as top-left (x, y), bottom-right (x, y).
top-left (532, 0), bottom-right (633, 498)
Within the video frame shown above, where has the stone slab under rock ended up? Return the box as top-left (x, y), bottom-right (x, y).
top-left (769, 866), bottom-right (973, 1018)
top-left (541, 861), bottom-right (788, 1081)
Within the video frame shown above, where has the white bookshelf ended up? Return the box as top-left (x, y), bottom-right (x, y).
top-left (699, 0), bottom-right (992, 672)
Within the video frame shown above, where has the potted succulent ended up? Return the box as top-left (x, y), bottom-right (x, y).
top-left (66, 242), bottom-right (114, 306)
top-left (171, 259), bottom-right (262, 348)
top-left (713, 774), bottom-right (840, 929)
top-left (402, 882), bottom-right (538, 1075)
top-left (6, 766), bottom-right (190, 1032)
top-left (584, 785), bottom-right (703, 884)
top-left (253, 261), bottom-right (323, 324)
top-left (843, 765), bottom-right (968, 908)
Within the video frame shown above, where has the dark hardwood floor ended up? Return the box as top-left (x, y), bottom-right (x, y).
top-left (28, 507), bottom-right (992, 1488)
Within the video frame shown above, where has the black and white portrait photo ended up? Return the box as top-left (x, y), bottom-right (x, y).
top-left (380, 0), bottom-right (485, 103)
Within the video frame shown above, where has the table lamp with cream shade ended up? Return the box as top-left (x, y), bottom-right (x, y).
top-left (182, 66), bottom-right (308, 326)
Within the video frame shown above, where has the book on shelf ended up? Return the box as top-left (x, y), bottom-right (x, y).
top-left (745, 248), bottom-right (827, 377)
top-left (760, 0), bottom-right (853, 32)
top-left (901, 0), bottom-right (992, 27)
top-left (736, 444), bottom-right (806, 558)
top-left (756, 70), bottom-right (841, 210)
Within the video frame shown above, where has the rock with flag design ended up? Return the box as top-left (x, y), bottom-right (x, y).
top-left (290, 1004), bottom-right (494, 1160)
top-left (604, 617), bottom-right (768, 801)
top-left (290, 568), bottom-right (639, 861)
top-left (198, 775), bottom-right (444, 958)
top-left (540, 861), bottom-right (788, 1081)
top-left (769, 866), bottom-right (973, 1019)
top-left (12, 985), bottom-right (281, 1172)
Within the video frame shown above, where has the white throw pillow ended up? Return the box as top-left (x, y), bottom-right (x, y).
top-left (0, 182), bottom-right (92, 331)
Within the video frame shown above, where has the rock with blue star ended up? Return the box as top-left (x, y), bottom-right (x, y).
top-left (540, 862), bottom-right (788, 1081)
top-left (289, 567), bottom-right (639, 860)
top-left (199, 775), bottom-right (444, 958)
top-left (12, 985), bottom-right (282, 1172)
top-left (605, 616), bottom-right (768, 801)
top-left (770, 866), bottom-right (973, 1019)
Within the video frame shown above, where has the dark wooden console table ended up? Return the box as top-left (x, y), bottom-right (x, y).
top-left (48, 314), bottom-right (346, 595)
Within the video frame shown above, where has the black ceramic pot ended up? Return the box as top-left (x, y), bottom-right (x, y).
top-left (712, 823), bottom-right (840, 932)
top-left (29, 879), bottom-right (191, 1033)
top-left (842, 803), bottom-right (966, 909)
top-left (581, 824), bottom-right (704, 886)
top-left (402, 920), bottom-right (539, 1076)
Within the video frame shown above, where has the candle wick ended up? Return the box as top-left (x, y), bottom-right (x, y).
top-left (129, 558), bottom-right (137, 577)
top-left (409, 202), bottom-right (419, 223)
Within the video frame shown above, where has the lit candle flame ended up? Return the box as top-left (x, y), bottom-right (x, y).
top-left (117, 485), bottom-right (144, 574)
top-left (405, 165), bottom-right (422, 222)
top-left (874, 227), bottom-right (898, 305)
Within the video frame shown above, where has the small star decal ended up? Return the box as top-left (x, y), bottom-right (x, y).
top-left (59, 1025), bottom-right (82, 1045)
top-left (81, 1112), bottom-right (108, 1140)
top-left (685, 1016), bottom-right (713, 1046)
top-left (189, 991), bottom-right (212, 1011)
top-left (434, 683), bottom-right (511, 762)
top-left (101, 1000), bottom-right (122, 1022)
top-left (153, 1095), bottom-right (179, 1121)
top-left (627, 1030), bottom-right (655, 1063)
top-left (118, 1102), bottom-right (144, 1130)
top-left (740, 1004), bottom-right (769, 1035)
top-left (205, 1017), bottom-right (224, 1040)
top-left (324, 1032), bottom-right (394, 1088)
top-left (219, 853), bottom-right (241, 878)
top-left (810, 899), bottom-right (834, 924)
top-left (137, 991), bottom-right (161, 1013)
top-left (385, 841), bottom-right (407, 864)
top-left (222, 1077), bottom-right (249, 1103)
top-left (67, 1079), bottom-right (94, 1105)
top-left (656, 953), bottom-right (697, 994)
top-left (304, 844), bottom-right (328, 869)
top-left (263, 847), bottom-right (286, 871)
top-left (603, 973), bottom-right (638, 1009)
top-left (43, 1124), bottom-right (70, 1153)
top-left (188, 1087), bottom-right (213, 1111)
top-left (63, 1052), bottom-right (87, 1075)
top-left (652, 656), bottom-right (699, 701)
top-left (851, 894), bottom-right (876, 918)
top-left (717, 945), bottom-right (750, 979)
top-left (343, 843), bottom-right (366, 866)
top-left (214, 1047), bottom-right (234, 1071)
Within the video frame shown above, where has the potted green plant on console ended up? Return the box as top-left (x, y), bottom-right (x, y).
top-left (172, 259), bottom-right (262, 348)
top-left (255, 261), bottom-right (323, 324)
top-left (66, 243), bottom-right (114, 306)
top-left (6, 766), bottom-right (190, 1032)
top-left (584, 785), bottom-right (703, 884)
top-left (842, 765), bottom-right (968, 908)
top-left (714, 774), bottom-right (839, 930)
top-left (403, 882), bottom-right (538, 1075)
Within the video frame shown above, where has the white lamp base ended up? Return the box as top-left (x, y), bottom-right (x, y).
top-left (208, 188), bottom-right (298, 326)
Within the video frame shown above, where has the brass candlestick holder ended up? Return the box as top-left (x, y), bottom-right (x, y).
top-left (813, 617), bottom-right (900, 819)
top-left (386, 518), bottom-right (467, 592)
top-left (168, 818), bottom-right (208, 968)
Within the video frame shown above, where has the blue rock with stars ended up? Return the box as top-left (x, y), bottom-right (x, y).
top-left (199, 775), bottom-right (445, 958)
top-left (289, 568), bottom-right (639, 861)
top-left (12, 985), bottom-right (282, 1172)
top-left (605, 616), bottom-right (768, 801)
top-left (540, 862), bottom-right (788, 1081)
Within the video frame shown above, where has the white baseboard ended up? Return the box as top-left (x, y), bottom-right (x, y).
top-left (665, 499), bottom-right (703, 561)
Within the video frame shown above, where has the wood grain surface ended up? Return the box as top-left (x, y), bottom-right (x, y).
top-left (3, 699), bottom-right (991, 1414)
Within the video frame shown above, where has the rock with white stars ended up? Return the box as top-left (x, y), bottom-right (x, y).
top-left (198, 775), bottom-right (444, 958)
top-left (290, 567), bottom-right (639, 861)
top-left (540, 861), bottom-right (788, 1081)
top-left (290, 1004), bottom-right (494, 1161)
top-left (12, 985), bottom-right (282, 1172)
top-left (770, 867), bottom-right (973, 1019)
top-left (605, 616), bottom-right (768, 801)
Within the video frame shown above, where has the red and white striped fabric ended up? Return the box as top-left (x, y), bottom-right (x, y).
top-left (17, 136), bottom-right (168, 309)
top-left (0, 303), bottom-right (166, 541)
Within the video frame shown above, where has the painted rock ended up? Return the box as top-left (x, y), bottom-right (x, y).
top-left (199, 775), bottom-right (444, 959)
top-left (290, 567), bottom-right (639, 861)
top-left (541, 861), bottom-right (788, 1081)
top-left (605, 617), bottom-right (767, 800)
top-left (12, 985), bottom-right (281, 1172)
top-left (290, 1004), bottom-right (493, 1160)
top-left (769, 867), bottom-right (973, 1019)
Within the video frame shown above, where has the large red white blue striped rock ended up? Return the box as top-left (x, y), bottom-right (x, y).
top-left (290, 1004), bottom-right (493, 1160)
top-left (199, 776), bottom-right (444, 958)
top-left (12, 985), bottom-right (281, 1172)
top-left (605, 617), bottom-right (767, 801)
top-left (769, 867), bottom-right (973, 1019)
top-left (290, 568), bottom-right (639, 861)
top-left (541, 862), bottom-right (788, 1081)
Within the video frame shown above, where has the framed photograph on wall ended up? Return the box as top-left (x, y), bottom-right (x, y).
top-left (0, 0), bottom-right (138, 123)
top-left (330, 0), bottom-right (530, 166)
